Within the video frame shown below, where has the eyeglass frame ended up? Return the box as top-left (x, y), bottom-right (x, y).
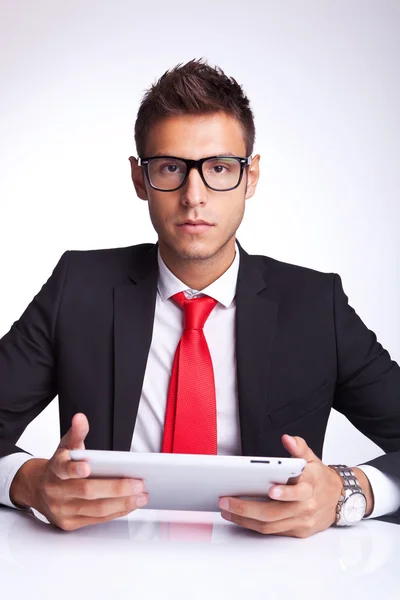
top-left (137, 155), bottom-right (252, 192)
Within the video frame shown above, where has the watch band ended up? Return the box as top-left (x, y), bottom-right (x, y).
top-left (328, 464), bottom-right (366, 526)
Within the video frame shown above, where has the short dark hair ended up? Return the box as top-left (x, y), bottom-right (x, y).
top-left (134, 58), bottom-right (256, 157)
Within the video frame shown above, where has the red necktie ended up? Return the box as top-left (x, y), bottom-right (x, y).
top-left (162, 291), bottom-right (218, 454)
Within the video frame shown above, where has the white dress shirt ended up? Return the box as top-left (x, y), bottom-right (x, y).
top-left (1, 244), bottom-right (399, 519)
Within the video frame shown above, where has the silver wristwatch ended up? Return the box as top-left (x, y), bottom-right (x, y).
top-left (328, 465), bottom-right (367, 526)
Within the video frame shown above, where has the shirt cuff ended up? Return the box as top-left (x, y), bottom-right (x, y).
top-left (0, 453), bottom-right (36, 510)
top-left (357, 464), bottom-right (400, 519)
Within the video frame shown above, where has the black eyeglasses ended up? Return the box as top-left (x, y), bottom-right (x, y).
top-left (138, 155), bottom-right (252, 192)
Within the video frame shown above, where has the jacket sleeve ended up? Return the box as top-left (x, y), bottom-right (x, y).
top-left (332, 273), bottom-right (400, 523)
top-left (0, 251), bottom-right (69, 459)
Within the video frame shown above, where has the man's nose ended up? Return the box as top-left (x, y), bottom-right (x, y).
top-left (180, 167), bottom-right (208, 207)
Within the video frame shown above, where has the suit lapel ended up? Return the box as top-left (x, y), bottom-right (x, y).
top-left (113, 244), bottom-right (158, 450)
top-left (236, 242), bottom-right (279, 456)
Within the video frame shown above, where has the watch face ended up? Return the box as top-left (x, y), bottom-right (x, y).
top-left (343, 492), bottom-right (367, 524)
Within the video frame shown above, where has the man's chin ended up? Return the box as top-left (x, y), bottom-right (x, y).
top-left (172, 248), bottom-right (216, 262)
top-left (163, 238), bottom-right (220, 262)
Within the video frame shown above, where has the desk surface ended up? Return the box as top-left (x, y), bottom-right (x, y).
top-left (0, 507), bottom-right (398, 599)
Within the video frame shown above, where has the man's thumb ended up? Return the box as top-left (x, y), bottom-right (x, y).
top-left (58, 413), bottom-right (89, 450)
top-left (281, 434), bottom-right (316, 462)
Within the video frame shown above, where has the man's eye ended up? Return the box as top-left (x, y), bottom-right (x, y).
top-left (206, 163), bottom-right (229, 174)
top-left (160, 163), bottom-right (182, 173)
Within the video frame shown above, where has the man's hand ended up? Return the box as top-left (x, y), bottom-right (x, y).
top-left (10, 413), bottom-right (148, 531)
top-left (218, 434), bottom-right (373, 538)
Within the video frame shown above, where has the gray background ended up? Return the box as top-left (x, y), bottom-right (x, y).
top-left (0, 0), bottom-right (399, 465)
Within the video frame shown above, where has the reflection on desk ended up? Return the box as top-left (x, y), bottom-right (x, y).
top-left (0, 507), bottom-right (398, 600)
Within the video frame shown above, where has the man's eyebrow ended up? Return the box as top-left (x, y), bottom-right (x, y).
top-left (150, 152), bottom-right (241, 158)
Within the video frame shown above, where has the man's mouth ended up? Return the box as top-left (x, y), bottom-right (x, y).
top-left (177, 220), bottom-right (214, 233)
top-left (178, 220), bottom-right (213, 226)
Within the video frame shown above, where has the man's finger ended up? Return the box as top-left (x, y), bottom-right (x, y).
top-left (58, 413), bottom-right (89, 451)
top-left (51, 449), bottom-right (91, 481)
top-left (57, 507), bottom-right (141, 532)
top-left (268, 480), bottom-right (313, 502)
top-left (221, 511), bottom-right (298, 536)
top-left (59, 477), bottom-right (145, 501)
top-left (219, 497), bottom-right (301, 522)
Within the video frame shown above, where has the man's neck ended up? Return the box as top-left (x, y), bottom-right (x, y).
top-left (159, 240), bottom-right (236, 291)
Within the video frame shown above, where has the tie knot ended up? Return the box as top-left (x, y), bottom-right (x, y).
top-left (172, 291), bottom-right (218, 330)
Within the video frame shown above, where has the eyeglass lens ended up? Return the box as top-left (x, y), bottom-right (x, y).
top-left (147, 157), bottom-right (242, 190)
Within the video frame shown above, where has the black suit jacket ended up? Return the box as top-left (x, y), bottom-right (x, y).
top-left (1, 241), bottom-right (400, 522)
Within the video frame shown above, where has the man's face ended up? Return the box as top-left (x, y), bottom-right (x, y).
top-left (130, 112), bottom-right (260, 262)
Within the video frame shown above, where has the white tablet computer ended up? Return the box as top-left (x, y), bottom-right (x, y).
top-left (70, 450), bottom-right (306, 512)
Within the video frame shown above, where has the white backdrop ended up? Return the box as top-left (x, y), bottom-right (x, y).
top-left (1, 0), bottom-right (399, 466)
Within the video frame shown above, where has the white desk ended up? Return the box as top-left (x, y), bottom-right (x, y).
top-left (0, 507), bottom-right (399, 599)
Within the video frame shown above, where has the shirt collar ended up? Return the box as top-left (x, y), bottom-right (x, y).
top-left (157, 242), bottom-right (240, 308)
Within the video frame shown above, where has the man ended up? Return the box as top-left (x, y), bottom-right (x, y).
top-left (1, 59), bottom-right (399, 536)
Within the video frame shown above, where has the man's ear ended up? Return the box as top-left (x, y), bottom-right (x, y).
top-left (129, 156), bottom-right (148, 201)
top-left (245, 154), bottom-right (260, 200)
